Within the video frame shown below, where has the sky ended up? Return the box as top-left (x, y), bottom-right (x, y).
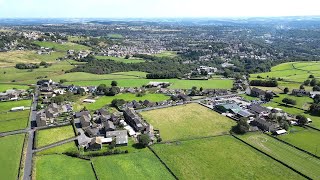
top-left (0, 0), bottom-right (320, 18)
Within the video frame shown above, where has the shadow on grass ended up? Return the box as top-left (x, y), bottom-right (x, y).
top-left (132, 143), bottom-right (145, 149)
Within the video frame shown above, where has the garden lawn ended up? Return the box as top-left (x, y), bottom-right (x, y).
top-left (0, 100), bottom-right (31, 112)
top-left (66, 79), bottom-right (233, 89)
top-left (152, 136), bottom-right (303, 180)
top-left (83, 93), bottom-right (169, 111)
top-left (36, 142), bottom-right (78, 155)
top-left (96, 56), bottom-right (145, 63)
top-left (141, 103), bottom-right (235, 141)
top-left (92, 149), bottom-right (174, 180)
top-left (36, 125), bottom-right (75, 148)
top-left (35, 154), bottom-right (95, 180)
top-left (238, 132), bottom-right (320, 179)
top-left (0, 134), bottom-right (25, 180)
top-left (278, 126), bottom-right (320, 156)
top-left (240, 94), bottom-right (260, 101)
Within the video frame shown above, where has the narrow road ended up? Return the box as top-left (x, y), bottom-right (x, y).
top-left (33, 136), bottom-right (78, 153)
top-left (23, 86), bottom-right (38, 180)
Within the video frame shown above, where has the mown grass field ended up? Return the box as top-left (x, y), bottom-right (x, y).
top-left (96, 56), bottom-right (145, 63)
top-left (238, 132), bottom-right (320, 179)
top-left (0, 134), bottom-right (25, 180)
top-left (52, 71), bottom-right (147, 82)
top-left (36, 125), bottom-right (75, 148)
top-left (0, 50), bottom-right (65, 67)
top-left (251, 61), bottom-right (320, 83)
top-left (0, 84), bottom-right (30, 92)
top-left (141, 103), bottom-right (235, 141)
top-left (77, 93), bottom-right (169, 111)
top-left (66, 78), bottom-right (233, 89)
top-left (34, 154), bottom-right (96, 180)
top-left (36, 142), bottom-right (78, 155)
top-left (0, 100), bottom-right (31, 112)
top-left (278, 126), bottom-right (320, 156)
top-left (33, 41), bottom-right (90, 51)
top-left (154, 51), bottom-right (178, 58)
top-left (152, 136), bottom-right (303, 180)
top-left (0, 110), bottom-right (29, 132)
top-left (0, 61), bottom-right (74, 84)
top-left (92, 149), bottom-right (174, 180)
top-left (272, 94), bottom-right (313, 110)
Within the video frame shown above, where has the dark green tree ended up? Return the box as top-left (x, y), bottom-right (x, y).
top-left (138, 134), bottom-right (151, 147)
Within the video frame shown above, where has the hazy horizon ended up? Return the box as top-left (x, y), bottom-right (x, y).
top-left (1, 0), bottom-right (320, 18)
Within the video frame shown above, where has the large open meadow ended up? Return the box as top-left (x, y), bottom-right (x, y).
top-left (92, 149), bottom-right (174, 180)
top-left (238, 132), bottom-right (320, 179)
top-left (278, 126), bottom-right (320, 156)
top-left (34, 154), bottom-right (96, 180)
top-left (0, 99), bottom-right (31, 112)
top-left (33, 41), bottom-right (90, 51)
top-left (36, 125), bottom-right (75, 148)
top-left (141, 103), bottom-right (236, 141)
top-left (251, 61), bottom-right (320, 83)
top-left (0, 134), bottom-right (25, 180)
top-left (152, 135), bottom-right (303, 180)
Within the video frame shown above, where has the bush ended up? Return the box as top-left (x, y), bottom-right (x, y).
top-left (232, 118), bottom-right (249, 134)
top-left (282, 98), bottom-right (297, 106)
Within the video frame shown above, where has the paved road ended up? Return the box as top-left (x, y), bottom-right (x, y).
top-left (23, 86), bottom-right (38, 180)
top-left (33, 136), bottom-right (78, 153)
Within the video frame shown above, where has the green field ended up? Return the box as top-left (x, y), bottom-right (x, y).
top-left (37, 142), bottom-right (78, 155)
top-left (0, 100), bottom-right (31, 112)
top-left (240, 94), bottom-right (260, 101)
top-left (35, 154), bottom-right (96, 180)
top-left (34, 41), bottom-right (90, 51)
top-left (0, 110), bottom-right (29, 132)
top-left (238, 132), bottom-right (320, 179)
top-left (79, 93), bottom-right (169, 111)
top-left (141, 103), bottom-right (235, 141)
top-left (52, 71), bottom-right (147, 82)
top-left (154, 51), bottom-right (178, 58)
top-left (0, 134), bottom-right (25, 180)
top-left (0, 61), bottom-right (74, 84)
top-left (92, 149), bottom-right (174, 180)
top-left (96, 56), bottom-right (145, 63)
top-left (152, 136), bottom-right (303, 179)
top-left (36, 125), bottom-right (75, 148)
top-left (0, 50), bottom-right (65, 67)
top-left (107, 33), bottom-right (124, 39)
top-left (272, 94), bottom-right (313, 110)
top-left (278, 126), bottom-right (320, 156)
top-left (66, 78), bottom-right (233, 89)
top-left (0, 84), bottom-right (30, 92)
top-left (251, 61), bottom-right (320, 83)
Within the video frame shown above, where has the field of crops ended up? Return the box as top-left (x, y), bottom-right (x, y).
top-left (0, 134), bottom-right (25, 180)
top-left (36, 125), bottom-right (75, 148)
top-left (278, 126), bottom-right (320, 156)
top-left (238, 132), bottom-right (320, 179)
top-left (152, 135), bottom-right (303, 179)
top-left (141, 103), bottom-right (235, 141)
top-left (92, 149), bottom-right (174, 180)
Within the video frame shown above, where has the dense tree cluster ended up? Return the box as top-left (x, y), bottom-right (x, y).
top-left (232, 118), bottom-right (250, 134)
top-left (249, 80), bottom-right (278, 87)
top-left (15, 63), bottom-right (39, 69)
